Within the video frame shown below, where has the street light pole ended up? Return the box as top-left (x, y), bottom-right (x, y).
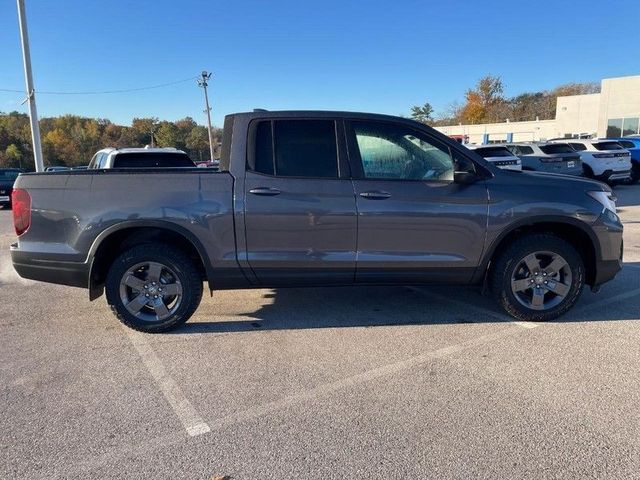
top-left (197, 71), bottom-right (215, 162)
top-left (16, 0), bottom-right (44, 172)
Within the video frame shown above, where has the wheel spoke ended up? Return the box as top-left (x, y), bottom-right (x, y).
top-left (531, 288), bottom-right (545, 310)
top-left (545, 280), bottom-right (570, 297)
top-left (153, 299), bottom-right (170, 319)
top-left (125, 293), bottom-right (149, 314)
top-left (511, 278), bottom-right (532, 292)
top-left (123, 274), bottom-right (146, 291)
top-left (146, 263), bottom-right (163, 284)
top-left (160, 283), bottom-right (181, 296)
top-left (523, 254), bottom-right (541, 274)
top-left (545, 256), bottom-right (568, 276)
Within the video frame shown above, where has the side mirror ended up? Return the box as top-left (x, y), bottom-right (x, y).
top-left (454, 170), bottom-right (479, 184)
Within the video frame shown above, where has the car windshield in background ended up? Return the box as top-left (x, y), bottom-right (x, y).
top-left (112, 152), bottom-right (196, 168)
top-left (593, 141), bottom-right (624, 151)
top-left (540, 144), bottom-right (575, 154)
top-left (618, 140), bottom-right (636, 149)
top-left (475, 147), bottom-right (514, 157)
top-left (0, 170), bottom-right (21, 181)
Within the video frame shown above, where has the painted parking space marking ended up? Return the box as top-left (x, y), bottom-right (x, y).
top-left (204, 324), bottom-right (524, 432)
top-left (125, 329), bottom-right (211, 437)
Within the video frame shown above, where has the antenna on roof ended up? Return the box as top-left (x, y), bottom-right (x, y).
top-left (253, 108), bottom-right (269, 112)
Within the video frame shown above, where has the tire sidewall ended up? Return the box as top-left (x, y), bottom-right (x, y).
top-left (105, 245), bottom-right (202, 333)
top-left (495, 236), bottom-right (585, 321)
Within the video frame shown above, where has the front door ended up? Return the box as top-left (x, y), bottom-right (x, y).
top-left (345, 119), bottom-right (488, 284)
top-left (244, 118), bottom-right (357, 286)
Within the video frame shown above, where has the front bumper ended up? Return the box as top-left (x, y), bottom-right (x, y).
top-left (10, 243), bottom-right (89, 288)
top-left (591, 209), bottom-right (624, 287)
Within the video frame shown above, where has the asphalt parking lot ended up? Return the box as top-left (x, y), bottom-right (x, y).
top-left (1, 186), bottom-right (639, 480)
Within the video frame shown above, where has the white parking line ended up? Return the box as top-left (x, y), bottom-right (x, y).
top-left (407, 287), bottom-right (539, 329)
top-left (206, 324), bottom-right (524, 431)
top-left (125, 329), bottom-right (211, 437)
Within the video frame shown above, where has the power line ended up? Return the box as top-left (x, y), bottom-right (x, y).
top-left (0, 76), bottom-right (198, 95)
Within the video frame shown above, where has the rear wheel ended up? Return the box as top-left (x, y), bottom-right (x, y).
top-left (105, 244), bottom-right (203, 333)
top-left (490, 234), bottom-right (584, 322)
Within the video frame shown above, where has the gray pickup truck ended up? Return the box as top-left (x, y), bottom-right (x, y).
top-left (10, 111), bottom-right (623, 332)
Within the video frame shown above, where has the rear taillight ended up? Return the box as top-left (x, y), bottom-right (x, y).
top-left (12, 188), bottom-right (31, 236)
top-left (594, 153), bottom-right (614, 158)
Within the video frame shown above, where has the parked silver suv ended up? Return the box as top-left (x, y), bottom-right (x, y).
top-left (88, 147), bottom-right (195, 169)
top-left (504, 142), bottom-right (582, 176)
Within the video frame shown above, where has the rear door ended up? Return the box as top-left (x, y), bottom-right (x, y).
top-left (243, 118), bottom-right (357, 285)
top-left (346, 119), bottom-right (488, 284)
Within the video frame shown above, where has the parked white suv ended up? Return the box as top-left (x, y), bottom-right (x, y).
top-left (465, 145), bottom-right (522, 171)
top-left (550, 139), bottom-right (631, 183)
top-left (88, 147), bottom-right (195, 169)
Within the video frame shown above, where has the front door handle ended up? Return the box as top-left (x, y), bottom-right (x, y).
top-left (249, 187), bottom-right (281, 196)
top-left (359, 190), bottom-right (392, 200)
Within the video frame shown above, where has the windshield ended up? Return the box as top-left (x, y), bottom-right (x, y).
top-left (112, 152), bottom-right (196, 168)
top-left (474, 147), bottom-right (514, 158)
top-left (540, 144), bottom-right (574, 154)
top-left (0, 170), bottom-right (21, 181)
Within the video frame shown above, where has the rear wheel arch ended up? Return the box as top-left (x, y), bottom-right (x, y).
top-left (483, 219), bottom-right (599, 288)
top-left (88, 222), bottom-right (212, 300)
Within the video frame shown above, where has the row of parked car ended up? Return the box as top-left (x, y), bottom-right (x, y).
top-left (466, 136), bottom-right (640, 185)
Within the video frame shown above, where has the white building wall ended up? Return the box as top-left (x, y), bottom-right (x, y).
top-left (597, 75), bottom-right (640, 137)
top-left (555, 93), bottom-right (599, 137)
top-left (435, 119), bottom-right (557, 144)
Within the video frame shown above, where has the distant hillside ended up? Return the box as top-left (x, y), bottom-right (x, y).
top-left (0, 112), bottom-right (222, 169)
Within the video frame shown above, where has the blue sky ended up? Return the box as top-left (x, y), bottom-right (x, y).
top-left (1, 0), bottom-right (638, 127)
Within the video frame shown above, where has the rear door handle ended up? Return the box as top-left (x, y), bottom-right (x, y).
top-left (249, 187), bottom-right (281, 196)
top-left (359, 190), bottom-right (391, 200)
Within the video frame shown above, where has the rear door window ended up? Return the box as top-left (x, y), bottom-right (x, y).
top-left (249, 120), bottom-right (338, 178)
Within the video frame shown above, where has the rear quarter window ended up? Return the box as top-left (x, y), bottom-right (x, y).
top-left (112, 152), bottom-right (195, 168)
top-left (618, 140), bottom-right (636, 149)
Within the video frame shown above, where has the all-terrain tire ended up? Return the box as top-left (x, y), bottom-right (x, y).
top-left (105, 244), bottom-right (203, 333)
top-left (489, 234), bottom-right (585, 322)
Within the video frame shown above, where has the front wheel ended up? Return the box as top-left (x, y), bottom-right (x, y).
top-left (105, 244), bottom-right (203, 333)
top-left (490, 234), bottom-right (584, 322)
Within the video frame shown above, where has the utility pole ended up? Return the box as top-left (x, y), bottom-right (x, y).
top-left (16, 0), bottom-right (44, 172)
top-left (197, 71), bottom-right (215, 162)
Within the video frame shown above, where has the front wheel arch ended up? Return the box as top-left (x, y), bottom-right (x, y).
top-left (481, 219), bottom-right (598, 288)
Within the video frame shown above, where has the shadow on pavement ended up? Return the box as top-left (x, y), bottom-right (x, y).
top-left (614, 184), bottom-right (640, 208)
top-left (171, 262), bottom-right (639, 334)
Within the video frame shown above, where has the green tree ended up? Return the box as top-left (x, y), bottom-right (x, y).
top-left (410, 103), bottom-right (434, 124)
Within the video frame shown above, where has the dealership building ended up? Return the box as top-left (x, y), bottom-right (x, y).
top-left (435, 75), bottom-right (640, 144)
